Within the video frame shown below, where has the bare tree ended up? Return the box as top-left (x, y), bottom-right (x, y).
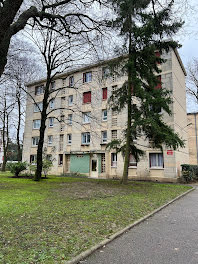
top-left (25, 17), bottom-right (104, 181)
top-left (0, 0), bottom-right (109, 78)
top-left (0, 87), bottom-right (15, 171)
top-left (187, 59), bottom-right (198, 105)
top-left (2, 38), bottom-right (42, 162)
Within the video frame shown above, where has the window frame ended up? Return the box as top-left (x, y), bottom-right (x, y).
top-left (49, 99), bottom-right (55, 109)
top-left (34, 102), bottom-right (43, 112)
top-left (33, 119), bottom-right (41, 129)
top-left (49, 117), bottom-right (54, 128)
top-left (111, 153), bottom-right (117, 167)
top-left (81, 132), bottom-right (90, 145)
top-left (101, 131), bottom-right (107, 144)
top-left (69, 76), bottom-right (74, 87)
top-left (35, 85), bottom-right (44, 96)
top-left (83, 91), bottom-right (91, 104)
top-left (102, 109), bottom-right (107, 121)
top-left (83, 72), bottom-right (92, 83)
top-left (149, 153), bottom-right (164, 169)
top-left (67, 134), bottom-right (72, 145)
top-left (102, 87), bottom-right (107, 100)
top-left (68, 114), bottom-right (72, 125)
top-left (48, 135), bottom-right (53, 145)
top-left (68, 95), bottom-right (73, 106)
top-left (32, 136), bottom-right (39, 146)
top-left (83, 112), bottom-right (91, 124)
top-left (128, 154), bottom-right (137, 168)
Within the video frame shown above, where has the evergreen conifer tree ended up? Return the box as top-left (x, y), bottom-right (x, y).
top-left (107, 0), bottom-right (185, 184)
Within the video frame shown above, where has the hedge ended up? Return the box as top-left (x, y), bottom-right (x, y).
top-left (181, 164), bottom-right (198, 183)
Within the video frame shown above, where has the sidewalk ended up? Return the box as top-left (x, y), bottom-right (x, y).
top-left (82, 187), bottom-right (198, 264)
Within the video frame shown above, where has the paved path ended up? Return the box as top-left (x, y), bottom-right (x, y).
top-left (82, 188), bottom-right (198, 264)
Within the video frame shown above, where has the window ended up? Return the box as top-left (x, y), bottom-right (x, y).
top-left (102, 87), bottom-right (107, 100)
top-left (60, 134), bottom-right (64, 142)
top-left (58, 154), bottom-right (63, 165)
top-left (49, 99), bottom-right (55, 109)
top-left (46, 154), bottom-right (52, 161)
top-left (67, 134), bottom-right (72, 144)
top-left (83, 112), bottom-right (91, 124)
top-left (32, 137), bottom-right (39, 146)
top-left (83, 91), bottom-right (91, 104)
top-left (111, 130), bottom-right (117, 139)
top-left (129, 154), bottom-right (137, 167)
top-left (101, 131), bottom-right (107, 143)
top-left (48, 135), bottom-right (53, 145)
top-left (35, 85), bottom-right (44, 95)
top-left (33, 119), bottom-right (41, 129)
top-left (149, 153), bottom-right (164, 168)
top-left (68, 114), bottom-right (72, 125)
top-left (68, 95), bottom-right (73, 106)
top-left (155, 75), bottom-right (162, 90)
top-left (69, 76), bottom-right (74, 87)
top-left (30, 154), bottom-right (37, 164)
top-left (111, 153), bottom-right (117, 167)
top-left (102, 67), bottom-right (110, 79)
top-left (83, 72), bottom-right (92, 83)
top-left (82, 132), bottom-right (90, 145)
top-left (51, 81), bottom-right (56, 90)
top-left (49, 117), bottom-right (54, 127)
top-left (34, 102), bottom-right (43, 112)
top-left (102, 109), bottom-right (107, 121)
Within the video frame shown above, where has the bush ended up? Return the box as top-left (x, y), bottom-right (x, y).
top-left (8, 162), bottom-right (28, 177)
top-left (181, 164), bottom-right (198, 183)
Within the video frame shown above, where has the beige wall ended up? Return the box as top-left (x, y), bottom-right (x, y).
top-left (187, 113), bottom-right (198, 165)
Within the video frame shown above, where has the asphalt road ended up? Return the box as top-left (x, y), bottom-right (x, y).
top-left (81, 187), bottom-right (198, 264)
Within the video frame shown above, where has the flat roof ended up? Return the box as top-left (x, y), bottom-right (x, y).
top-left (27, 48), bottom-right (187, 87)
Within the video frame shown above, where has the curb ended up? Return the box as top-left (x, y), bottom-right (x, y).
top-left (65, 187), bottom-right (195, 264)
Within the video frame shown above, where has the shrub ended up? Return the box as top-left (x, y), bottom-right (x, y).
top-left (42, 159), bottom-right (53, 178)
top-left (8, 162), bottom-right (28, 177)
top-left (181, 164), bottom-right (198, 183)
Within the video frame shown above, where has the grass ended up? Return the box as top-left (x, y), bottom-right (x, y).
top-left (0, 172), bottom-right (192, 264)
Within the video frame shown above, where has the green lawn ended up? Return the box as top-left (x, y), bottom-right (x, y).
top-left (0, 172), bottom-right (192, 264)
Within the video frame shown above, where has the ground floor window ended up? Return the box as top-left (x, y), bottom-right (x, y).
top-left (129, 154), bottom-right (137, 167)
top-left (58, 154), bottom-right (63, 165)
top-left (111, 153), bottom-right (117, 167)
top-left (149, 153), bottom-right (164, 168)
top-left (30, 154), bottom-right (37, 164)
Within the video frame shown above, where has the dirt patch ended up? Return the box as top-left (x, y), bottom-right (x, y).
top-left (52, 181), bottom-right (133, 199)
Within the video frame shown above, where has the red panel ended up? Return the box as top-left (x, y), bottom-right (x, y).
top-left (154, 76), bottom-right (161, 90)
top-left (155, 51), bottom-right (161, 57)
top-left (167, 150), bottom-right (173, 155)
top-left (102, 88), bottom-right (107, 100)
top-left (83, 91), bottom-right (91, 103)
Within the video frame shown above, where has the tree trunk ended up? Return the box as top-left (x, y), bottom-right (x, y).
top-left (34, 76), bottom-right (51, 181)
top-left (122, 17), bottom-right (134, 184)
top-left (16, 92), bottom-right (21, 161)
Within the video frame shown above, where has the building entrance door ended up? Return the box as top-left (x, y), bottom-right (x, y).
top-left (91, 154), bottom-right (98, 178)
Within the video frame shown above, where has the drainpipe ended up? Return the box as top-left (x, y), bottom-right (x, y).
top-left (194, 113), bottom-right (198, 165)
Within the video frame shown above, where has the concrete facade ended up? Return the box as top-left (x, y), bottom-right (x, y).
top-left (22, 50), bottom-right (189, 182)
top-left (187, 112), bottom-right (198, 165)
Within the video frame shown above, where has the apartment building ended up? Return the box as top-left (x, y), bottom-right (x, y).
top-left (22, 49), bottom-right (189, 182)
